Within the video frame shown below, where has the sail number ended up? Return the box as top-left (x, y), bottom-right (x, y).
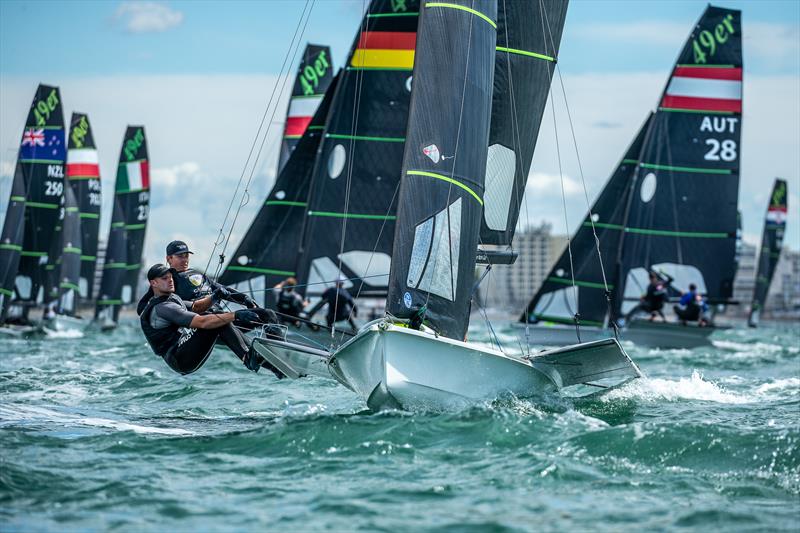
top-left (692, 13), bottom-right (735, 64)
top-left (44, 180), bottom-right (63, 196)
top-left (137, 205), bottom-right (149, 221)
top-left (33, 89), bottom-right (60, 127)
top-left (89, 192), bottom-right (101, 206)
top-left (300, 50), bottom-right (330, 96)
top-left (704, 139), bottom-right (737, 161)
top-left (47, 165), bottom-right (64, 178)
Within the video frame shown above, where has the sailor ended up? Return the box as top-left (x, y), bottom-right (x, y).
top-left (138, 263), bottom-right (284, 377)
top-left (624, 270), bottom-right (672, 323)
top-left (306, 278), bottom-right (358, 330)
top-left (165, 240), bottom-right (258, 309)
top-left (273, 277), bottom-right (307, 326)
top-left (674, 284), bottom-right (710, 326)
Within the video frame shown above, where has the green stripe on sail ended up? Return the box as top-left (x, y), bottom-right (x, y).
top-left (97, 299), bottom-right (122, 305)
top-left (67, 175), bottom-right (100, 180)
top-left (307, 125), bottom-right (324, 130)
top-left (407, 170), bottom-right (483, 205)
top-left (19, 159), bottom-right (63, 164)
top-left (326, 133), bottom-right (405, 143)
top-left (25, 201), bottom-right (59, 209)
top-left (226, 266), bottom-right (295, 276)
top-left (79, 212), bottom-right (100, 219)
top-left (265, 200), bottom-right (307, 207)
top-left (63, 247), bottom-right (81, 254)
top-left (622, 159), bottom-right (638, 164)
top-left (10, 196), bottom-right (25, 202)
top-left (676, 64), bottom-right (735, 68)
top-left (66, 207), bottom-right (79, 213)
top-left (546, 277), bottom-right (613, 290)
top-left (0, 244), bottom-right (22, 251)
top-left (125, 224), bottom-right (146, 230)
top-left (640, 162), bottom-right (731, 175)
top-left (496, 46), bottom-right (554, 62)
top-left (80, 255), bottom-right (96, 261)
top-left (308, 211), bottom-right (396, 220)
top-left (125, 264), bottom-right (141, 270)
top-left (59, 282), bottom-right (80, 291)
top-left (20, 251), bottom-right (47, 257)
top-left (0, 288), bottom-right (13, 296)
top-left (103, 262), bottom-right (126, 269)
top-left (533, 314), bottom-right (604, 328)
top-left (111, 222), bottom-right (125, 228)
top-left (366, 12), bottom-right (419, 18)
top-left (425, 2), bottom-right (496, 29)
top-left (584, 221), bottom-right (728, 238)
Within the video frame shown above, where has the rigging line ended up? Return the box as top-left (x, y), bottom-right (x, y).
top-left (214, 2), bottom-right (316, 280)
top-left (203, 0), bottom-right (313, 278)
top-left (541, 1), bottom-right (579, 342)
top-left (332, 0), bottom-right (369, 340)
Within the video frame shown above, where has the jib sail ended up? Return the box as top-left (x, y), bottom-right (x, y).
top-left (748, 179), bottom-right (787, 326)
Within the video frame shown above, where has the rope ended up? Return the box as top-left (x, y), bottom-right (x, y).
top-left (204, 0), bottom-right (314, 278)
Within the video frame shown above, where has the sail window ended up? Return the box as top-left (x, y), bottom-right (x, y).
top-left (622, 264), bottom-right (707, 315)
top-left (307, 256), bottom-right (353, 298)
top-left (275, 190), bottom-right (286, 200)
top-left (339, 250), bottom-right (391, 288)
top-left (79, 277), bottom-right (89, 298)
top-left (121, 285), bottom-right (132, 304)
top-left (640, 172), bottom-right (657, 203)
top-left (328, 145), bottom-right (346, 179)
top-left (407, 198), bottom-right (462, 301)
top-left (533, 287), bottom-right (578, 321)
top-left (483, 144), bottom-right (516, 231)
top-left (14, 276), bottom-right (32, 300)
top-left (237, 255), bottom-right (249, 265)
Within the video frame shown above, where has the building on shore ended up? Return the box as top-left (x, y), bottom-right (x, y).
top-left (731, 244), bottom-right (799, 319)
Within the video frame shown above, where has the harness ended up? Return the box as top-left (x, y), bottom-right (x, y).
top-left (173, 269), bottom-right (211, 301)
top-left (140, 294), bottom-right (184, 356)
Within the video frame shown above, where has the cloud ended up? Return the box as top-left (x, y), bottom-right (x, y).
top-left (579, 21), bottom-right (688, 46)
top-left (746, 22), bottom-right (800, 71)
top-left (526, 172), bottom-right (581, 196)
top-left (0, 160), bottom-right (13, 177)
top-left (114, 2), bottom-right (184, 33)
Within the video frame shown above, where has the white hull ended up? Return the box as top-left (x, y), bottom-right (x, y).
top-left (513, 322), bottom-right (607, 346)
top-left (254, 320), bottom-right (641, 411)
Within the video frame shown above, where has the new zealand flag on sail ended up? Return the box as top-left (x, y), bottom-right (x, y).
top-left (20, 128), bottom-right (65, 161)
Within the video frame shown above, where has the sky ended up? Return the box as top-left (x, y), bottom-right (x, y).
top-left (1, 0), bottom-right (798, 272)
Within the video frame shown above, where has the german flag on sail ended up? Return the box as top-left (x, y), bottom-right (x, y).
top-left (117, 160), bottom-right (150, 192)
top-left (660, 66), bottom-right (742, 113)
top-left (350, 31), bottom-right (416, 70)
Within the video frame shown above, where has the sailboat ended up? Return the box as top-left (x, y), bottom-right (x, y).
top-left (519, 5), bottom-right (743, 349)
top-left (251, 0), bottom-right (641, 411)
top-left (0, 84), bottom-right (66, 336)
top-left (220, 44), bottom-right (335, 307)
top-left (748, 179), bottom-right (788, 326)
top-left (95, 127), bottom-right (150, 329)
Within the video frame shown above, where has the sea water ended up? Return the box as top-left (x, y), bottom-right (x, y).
top-left (1, 320), bottom-right (798, 531)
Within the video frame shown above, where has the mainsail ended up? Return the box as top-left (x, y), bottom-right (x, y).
top-left (386, 0), bottom-right (497, 340)
top-left (279, 44), bottom-right (334, 174)
top-left (95, 127), bottom-right (149, 323)
top-left (54, 185), bottom-right (82, 315)
top-left (748, 179), bottom-right (788, 326)
top-left (480, 0), bottom-right (567, 247)
top-left (294, 0), bottom-right (419, 300)
top-left (15, 84), bottom-right (66, 308)
top-left (66, 113), bottom-right (102, 300)
top-left (0, 143), bottom-right (27, 321)
top-left (219, 74), bottom-right (341, 300)
top-left (522, 114), bottom-right (654, 327)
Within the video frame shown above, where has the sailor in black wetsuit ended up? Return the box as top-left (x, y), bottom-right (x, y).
top-left (138, 264), bottom-right (284, 377)
top-left (273, 277), bottom-right (307, 326)
top-left (306, 279), bottom-right (358, 330)
top-left (624, 270), bottom-right (672, 323)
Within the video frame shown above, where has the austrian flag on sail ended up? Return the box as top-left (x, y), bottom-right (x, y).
top-left (660, 66), bottom-right (742, 113)
top-left (117, 160), bottom-right (150, 192)
top-left (350, 30), bottom-right (416, 69)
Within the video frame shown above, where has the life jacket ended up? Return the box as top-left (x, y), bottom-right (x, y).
top-left (139, 294), bottom-right (184, 356)
top-left (277, 289), bottom-right (302, 317)
top-left (173, 269), bottom-right (212, 302)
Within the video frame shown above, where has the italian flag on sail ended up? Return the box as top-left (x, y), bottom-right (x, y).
top-left (117, 160), bottom-right (150, 191)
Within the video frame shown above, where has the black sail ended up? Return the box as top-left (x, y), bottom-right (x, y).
top-left (615, 6), bottom-right (742, 314)
top-left (55, 185), bottom-right (82, 315)
top-left (279, 44), bottom-right (334, 174)
top-left (748, 179), bottom-right (788, 326)
top-left (219, 74), bottom-right (340, 295)
top-left (95, 127), bottom-right (149, 322)
top-left (66, 113), bottom-right (102, 300)
top-left (294, 0), bottom-right (419, 300)
top-left (521, 114), bottom-right (654, 327)
top-left (0, 162), bottom-right (27, 320)
top-left (386, 0), bottom-right (497, 340)
top-left (16, 84), bottom-right (66, 306)
top-left (480, 0), bottom-right (567, 246)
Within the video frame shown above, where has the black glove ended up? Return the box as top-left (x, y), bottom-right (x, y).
top-left (212, 286), bottom-right (232, 304)
top-left (234, 309), bottom-right (261, 328)
top-left (243, 295), bottom-right (258, 309)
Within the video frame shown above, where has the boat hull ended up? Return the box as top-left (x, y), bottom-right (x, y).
top-left (42, 315), bottom-right (86, 334)
top-left (513, 322), bottom-right (607, 346)
top-left (623, 320), bottom-right (720, 349)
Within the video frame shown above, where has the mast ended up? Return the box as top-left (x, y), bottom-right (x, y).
top-left (613, 6), bottom-right (743, 317)
top-left (16, 85), bottom-right (66, 310)
top-left (279, 44), bottom-right (334, 174)
top-left (293, 0), bottom-right (419, 301)
top-left (748, 179), bottom-right (788, 326)
top-left (66, 113), bottom-right (102, 301)
top-left (386, 0), bottom-right (497, 340)
top-left (479, 0), bottom-right (568, 248)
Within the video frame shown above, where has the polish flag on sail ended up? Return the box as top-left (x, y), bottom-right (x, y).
top-left (67, 148), bottom-right (100, 178)
top-left (284, 95), bottom-right (322, 138)
top-left (117, 160), bottom-right (150, 191)
top-left (660, 66), bottom-right (742, 113)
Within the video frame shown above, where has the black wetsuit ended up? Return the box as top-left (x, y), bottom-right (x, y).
top-left (625, 279), bottom-right (670, 322)
top-left (173, 268), bottom-right (254, 308)
top-left (139, 293), bottom-right (250, 375)
top-left (307, 286), bottom-right (357, 329)
top-left (276, 289), bottom-right (305, 325)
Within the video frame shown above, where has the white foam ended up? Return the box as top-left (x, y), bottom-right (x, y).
top-left (712, 340), bottom-right (785, 353)
top-left (89, 347), bottom-right (125, 356)
top-left (601, 370), bottom-right (752, 404)
top-left (0, 404), bottom-right (193, 436)
top-left (43, 328), bottom-right (84, 339)
top-left (756, 377), bottom-right (800, 395)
